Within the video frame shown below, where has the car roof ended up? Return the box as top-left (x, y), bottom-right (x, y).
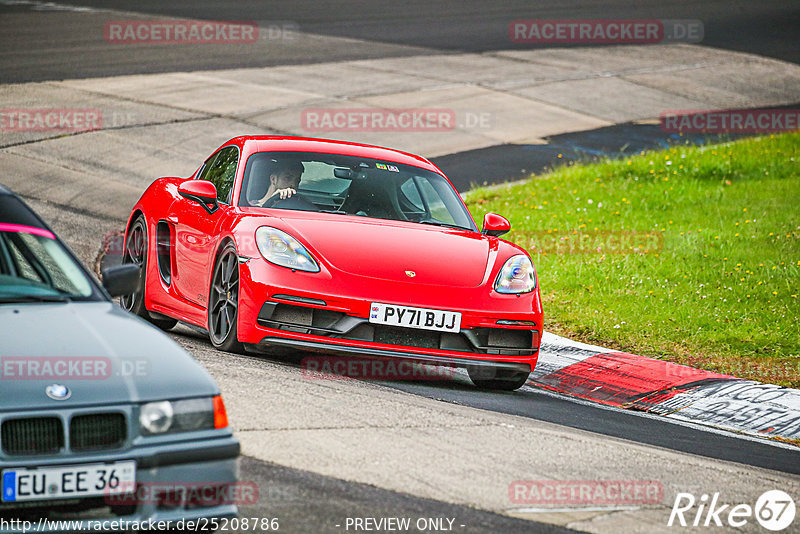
top-left (0, 182), bottom-right (110, 300)
top-left (0, 183), bottom-right (54, 230)
top-left (225, 136), bottom-right (441, 173)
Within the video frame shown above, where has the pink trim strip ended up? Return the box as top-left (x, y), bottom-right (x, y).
top-left (0, 223), bottom-right (56, 240)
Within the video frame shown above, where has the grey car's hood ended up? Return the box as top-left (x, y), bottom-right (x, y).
top-left (0, 302), bottom-right (217, 410)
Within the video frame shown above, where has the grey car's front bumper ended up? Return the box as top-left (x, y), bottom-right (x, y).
top-left (0, 436), bottom-right (240, 533)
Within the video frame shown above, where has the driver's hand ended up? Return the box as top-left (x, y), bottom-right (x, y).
top-left (254, 188), bottom-right (296, 206)
top-left (275, 187), bottom-right (296, 200)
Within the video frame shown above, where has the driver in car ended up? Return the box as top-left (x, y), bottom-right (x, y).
top-left (251, 159), bottom-right (305, 206)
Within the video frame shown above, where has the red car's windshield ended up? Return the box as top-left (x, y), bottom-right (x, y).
top-left (238, 151), bottom-right (477, 231)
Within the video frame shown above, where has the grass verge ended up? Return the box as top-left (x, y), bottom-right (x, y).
top-left (465, 133), bottom-right (800, 387)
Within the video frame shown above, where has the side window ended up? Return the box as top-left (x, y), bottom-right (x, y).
top-left (198, 146), bottom-right (239, 203)
top-left (398, 176), bottom-right (456, 224)
top-left (9, 234), bottom-right (83, 294)
top-left (7, 237), bottom-right (41, 282)
top-left (400, 179), bottom-right (424, 210)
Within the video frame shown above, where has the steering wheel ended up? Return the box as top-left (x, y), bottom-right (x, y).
top-left (260, 192), bottom-right (319, 212)
top-left (260, 192), bottom-right (284, 208)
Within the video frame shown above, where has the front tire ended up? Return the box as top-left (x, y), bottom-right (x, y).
top-left (208, 242), bottom-right (244, 353)
top-left (120, 216), bottom-right (177, 331)
top-left (468, 366), bottom-right (530, 391)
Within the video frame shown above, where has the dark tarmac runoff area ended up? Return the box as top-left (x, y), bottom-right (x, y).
top-left (432, 106), bottom-right (800, 192)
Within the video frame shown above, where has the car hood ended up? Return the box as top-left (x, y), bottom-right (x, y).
top-left (0, 302), bottom-right (218, 410)
top-left (279, 214), bottom-right (493, 287)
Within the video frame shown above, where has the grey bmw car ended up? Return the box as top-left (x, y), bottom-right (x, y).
top-left (0, 184), bottom-right (240, 532)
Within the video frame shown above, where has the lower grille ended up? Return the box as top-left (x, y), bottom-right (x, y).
top-left (70, 413), bottom-right (126, 452)
top-left (374, 325), bottom-right (440, 349)
top-left (1, 417), bottom-right (64, 455)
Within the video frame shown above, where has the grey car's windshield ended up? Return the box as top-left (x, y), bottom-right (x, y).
top-left (238, 151), bottom-right (477, 231)
top-left (0, 197), bottom-right (94, 301)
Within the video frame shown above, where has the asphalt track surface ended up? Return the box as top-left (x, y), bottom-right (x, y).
top-left (385, 379), bottom-right (800, 475)
top-left (1, 0), bottom-right (798, 83)
top-left (236, 456), bottom-right (576, 534)
top-left (2, 1), bottom-right (799, 532)
top-left (109, 0), bottom-right (800, 65)
top-left (194, 337), bottom-right (800, 476)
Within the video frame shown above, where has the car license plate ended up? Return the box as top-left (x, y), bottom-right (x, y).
top-left (2, 460), bottom-right (136, 502)
top-left (369, 303), bottom-right (461, 333)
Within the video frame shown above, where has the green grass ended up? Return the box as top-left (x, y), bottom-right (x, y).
top-left (465, 133), bottom-right (800, 387)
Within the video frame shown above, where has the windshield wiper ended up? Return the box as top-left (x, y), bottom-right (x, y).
top-left (416, 220), bottom-right (472, 231)
top-left (0, 294), bottom-right (71, 304)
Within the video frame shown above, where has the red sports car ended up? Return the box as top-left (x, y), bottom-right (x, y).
top-left (122, 136), bottom-right (542, 390)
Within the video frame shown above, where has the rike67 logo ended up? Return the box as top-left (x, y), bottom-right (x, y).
top-left (669, 490), bottom-right (795, 531)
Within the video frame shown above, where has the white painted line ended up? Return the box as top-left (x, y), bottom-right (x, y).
top-left (507, 506), bottom-right (642, 514)
top-left (541, 331), bottom-right (614, 354)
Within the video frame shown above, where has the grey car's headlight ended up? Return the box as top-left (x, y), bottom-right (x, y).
top-left (494, 255), bottom-right (537, 294)
top-left (139, 397), bottom-right (215, 435)
top-left (255, 226), bottom-right (320, 272)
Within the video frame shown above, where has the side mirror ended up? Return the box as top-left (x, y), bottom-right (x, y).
top-left (101, 263), bottom-right (141, 298)
top-left (178, 180), bottom-right (219, 214)
top-left (481, 213), bottom-right (511, 237)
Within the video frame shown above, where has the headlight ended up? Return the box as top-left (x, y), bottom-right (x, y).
top-left (255, 227), bottom-right (319, 272)
top-left (494, 255), bottom-right (537, 294)
top-left (140, 396), bottom-right (223, 435)
top-left (139, 401), bottom-right (172, 434)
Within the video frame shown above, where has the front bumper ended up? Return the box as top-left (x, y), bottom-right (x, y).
top-left (0, 419), bottom-right (240, 533)
top-left (256, 298), bottom-right (539, 356)
top-left (236, 255), bottom-right (543, 369)
top-left (0, 456), bottom-right (239, 533)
